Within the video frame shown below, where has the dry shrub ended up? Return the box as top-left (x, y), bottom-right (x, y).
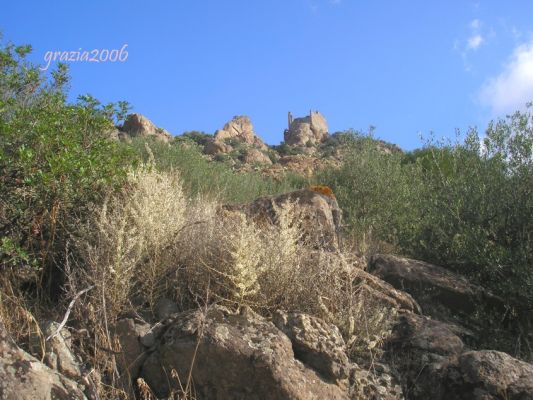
top-left (179, 199), bottom-right (395, 361)
top-left (0, 272), bottom-right (45, 353)
top-left (73, 164), bottom-right (187, 317)
top-left (68, 164), bottom-right (188, 398)
top-left (67, 163), bottom-right (397, 397)
top-left (179, 200), bottom-right (304, 310)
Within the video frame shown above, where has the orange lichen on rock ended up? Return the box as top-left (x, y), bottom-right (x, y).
top-left (308, 185), bottom-right (336, 199)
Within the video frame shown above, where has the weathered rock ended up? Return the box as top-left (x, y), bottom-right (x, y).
top-left (349, 363), bottom-right (405, 400)
top-left (141, 306), bottom-right (349, 399)
top-left (301, 250), bottom-right (421, 315)
top-left (35, 321), bottom-right (83, 380)
top-left (285, 111), bottom-right (329, 146)
top-left (384, 311), bottom-right (465, 399)
top-left (272, 310), bottom-right (350, 382)
top-left (224, 187), bottom-right (342, 251)
top-left (441, 350), bottom-right (533, 400)
top-left (121, 113), bottom-right (172, 142)
top-left (388, 312), bottom-right (465, 357)
top-left (214, 115), bottom-right (267, 149)
top-left (203, 139), bottom-right (233, 155)
top-left (354, 268), bottom-right (422, 315)
top-left (112, 318), bottom-right (151, 395)
top-left (241, 148), bottom-right (272, 165)
top-left (154, 297), bottom-right (179, 321)
top-left (0, 322), bottom-right (87, 400)
top-left (368, 254), bottom-right (503, 318)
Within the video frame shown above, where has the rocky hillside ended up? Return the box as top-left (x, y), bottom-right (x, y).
top-left (2, 186), bottom-right (532, 400)
top-left (3, 36), bottom-right (532, 400)
top-left (114, 111), bottom-right (400, 177)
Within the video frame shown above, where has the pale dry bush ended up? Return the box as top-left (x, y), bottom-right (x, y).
top-left (178, 199), bottom-right (395, 359)
top-left (69, 164), bottom-right (190, 398)
top-left (178, 200), bottom-right (304, 310)
top-left (282, 250), bottom-right (397, 361)
top-left (73, 164), bottom-right (187, 317)
top-left (69, 165), bottom-right (396, 397)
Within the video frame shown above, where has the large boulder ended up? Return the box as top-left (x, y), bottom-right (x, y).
top-left (0, 322), bottom-right (87, 400)
top-left (213, 115), bottom-right (267, 149)
top-left (272, 310), bottom-right (404, 399)
top-left (272, 311), bottom-right (350, 382)
top-left (224, 187), bottom-right (342, 251)
top-left (140, 306), bottom-right (349, 399)
top-left (368, 254), bottom-right (503, 320)
top-left (240, 148), bottom-right (272, 165)
top-left (384, 311), bottom-right (466, 400)
top-left (441, 350), bottom-right (533, 400)
top-left (120, 113), bottom-right (172, 142)
top-left (203, 139), bottom-right (232, 155)
top-left (387, 315), bottom-right (533, 400)
top-left (285, 111), bottom-right (329, 146)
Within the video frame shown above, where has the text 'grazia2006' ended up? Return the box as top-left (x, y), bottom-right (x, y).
top-left (40, 44), bottom-right (129, 70)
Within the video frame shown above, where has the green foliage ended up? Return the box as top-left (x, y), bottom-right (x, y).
top-left (320, 119), bottom-right (533, 308)
top-left (125, 137), bottom-right (305, 203)
top-left (319, 113), bottom-right (533, 358)
top-left (316, 133), bottom-right (416, 252)
top-left (0, 39), bottom-right (134, 279)
top-left (271, 142), bottom-right (305, 156)
top-left (176, 130), bottom-right (212, 147)
top-left (406, 115), bottom-right (532, 308)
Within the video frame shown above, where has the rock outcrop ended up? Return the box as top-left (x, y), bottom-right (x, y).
top-left (214, 115), bottom-right (267, 149)
top-left (272, 311), bottom-right (350, 382)
top-left (368, 254), bottom-right (505, 328)
top-left (385, 312), bottom-right (533, 399)
top-left (141, 306), bottom-right (349, 399)
top-left (241, 148), bottom-right (273, 165)
top-left (441, 350), bottom-right (533, 400)
top-left (224, 186), bottom-right (342, 251)
top-left (203, 139), bottom-right (232, 155)
top-left (0, 322), bottom-right (87, 400)
top-left (285, 111), bottom-right (329, 146)
top-left (203, 115), bottom-right (268, 158)
top-left (120, 113), bottom-right (172, 142)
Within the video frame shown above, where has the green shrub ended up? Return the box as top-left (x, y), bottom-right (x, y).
top-left (125, 137), bottom-right (305, 203)
top-left (0, 39), bottom-right (134, 286)
top-left (319, 113), bottom-right (533, 359)
top-left (403, 114), bottom-right (532, 309)
top-left (176, 130), bottom-right (212, 147)
top-left (316, 133), bottom-right (416, 254)
top-left (272, 142), bottom-right (305, 156)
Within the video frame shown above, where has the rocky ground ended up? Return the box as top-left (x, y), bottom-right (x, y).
top-left (1, 185), bottom-right (532, 400)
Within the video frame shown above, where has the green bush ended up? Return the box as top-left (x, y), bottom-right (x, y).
top-left (316, 133), bottom-right (416, 253)
top-left (125, 137), bottom-right (305, 203)
top-left (0, 39), bottom-right (134, 283)
top-left (175, 130), bottom-right (212, 147)
top-left (318, 114), bottom-right (533, 359)
top-left (403, 114), bottom-right (532, 309)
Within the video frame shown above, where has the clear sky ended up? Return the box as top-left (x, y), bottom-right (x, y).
top-left (2, 1), bottom-right (533, 149)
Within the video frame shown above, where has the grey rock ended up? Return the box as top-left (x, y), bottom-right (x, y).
top-left (273, 310), bottom-right (350, 382)
top-left (0, 321), bottom-right (87, 400)
top-left (141, 305), bottom-right (349, 399)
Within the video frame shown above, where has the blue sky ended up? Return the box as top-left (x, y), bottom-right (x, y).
top-left (3, 1), bottom-right (533, 149)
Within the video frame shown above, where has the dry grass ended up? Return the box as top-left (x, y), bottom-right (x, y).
top-left (72, 163), bottom-right (187, 318)
top-left (179, 199), bottom-right (304, 310)
top-left (58, 162), bottom-right (397, 397)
